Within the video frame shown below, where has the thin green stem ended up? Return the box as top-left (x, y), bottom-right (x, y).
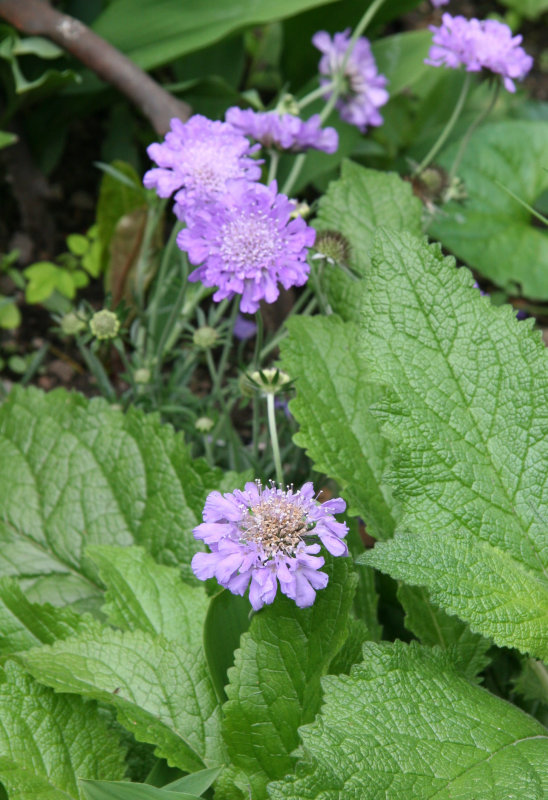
top-left (412, 73), bottom-right (472, 178)
top-left (211, 299), bottom-right (240, 399)
top-left (253, 310), bottom-right (264, 370)
top-left (266, 392), bottom-right (284, 486)
top-left (447, 80), bottom-right (501, 186)
top-left (267, 150), bottom-right (280, 184)
top-left (298, 79), bottom-right (338, 110)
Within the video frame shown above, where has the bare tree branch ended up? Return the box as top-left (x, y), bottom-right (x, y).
top-left (0, 0), bottom-right (191, 134)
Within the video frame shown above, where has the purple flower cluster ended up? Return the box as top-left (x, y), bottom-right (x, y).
top-left (178, 180), bottom-right (314, 313)
top-left (313, 29), bottom-right (389, 132)
top-left (225, 107), bottom-right (338, 154)
top-left (191, 481), bottom-right (349, 610)
top-left (426, 14), bottom-right (533, 92)
top-left (143, 115), bottom-right (262, 219)
top-left (431, 0), bottom-right (449, 7)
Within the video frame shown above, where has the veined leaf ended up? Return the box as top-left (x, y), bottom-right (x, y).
top-left (430, 121), bottom-right (548, 299)
top-left (268, 641), bottom-right (548, 800)
top-left (22, 628), bottom-right (223, 773)
top-left (0, 661), bottom-right (126, 800)
top-left (222, 557), bottom-right (356, 800)
top-left (357, 230), bottom-right (548, 659)
top-left (281, 315), bottom-right (395, 539)
top-left (314, 161), bottom-right (422, 319)
top-left (0, 387), bottom-right (222, 604)
top-left (0, 576), bottom-right (98, 658)
top-left (87, 546), bottom-right (208, 648)
top-left (397, 584), bottom-right (491, 681)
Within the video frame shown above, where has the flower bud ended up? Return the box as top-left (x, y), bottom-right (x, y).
top-left (134, 368), bottom-right (151, 384)
top-left (248, 367), bottom-right (291, 395)
top-left (193, 326), bottom-right (219, 349)
top-left (312, 230), bottom-right (351, 266)
top-left (60, 311), bottom-right (86, 336)
top-left (89, 309), bottom-right (120, 340)
top-left (195, 416), bottom-right (215, 433)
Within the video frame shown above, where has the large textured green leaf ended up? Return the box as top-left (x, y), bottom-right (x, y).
top-left (92, 0), bottom-right (334, 71)
top-left (22, 628), bottom-right (223, 773)
top-left (397, 584), bottom-right (491, 681)
top-left (0, 577), bottom-right (98, 658)
top-left (222, 558), bottom-right (356, 800)
top-left (356, 230), bottom-right (548, 659)
top-left (0, 387), bottom-right (221, 603)
top-left (280, 315), bottom-right (394, 539)
top-left (0, 661), bottom-right (126, 800)
top-left (314, 162), bottom-right (422, 318)
top-left (268, 641), bottom-right (548, 800)
top-left (87, 546), bottom-right (208, 648)
top-left (430, 121), bottom-right (548, 298)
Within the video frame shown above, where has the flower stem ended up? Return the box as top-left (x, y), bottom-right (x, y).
top-left (267, 149), bottom-right (280, 184)
top-left (412, 73), bottom-right (471, 178)
top-left (266, 392), bottom-right (284, 486)
top-left (281, 0), bottom-right (388, 197)
top-left (298, 79), bottom-right (338, 110)
top-left (447, 80), bottom-right (500, 187)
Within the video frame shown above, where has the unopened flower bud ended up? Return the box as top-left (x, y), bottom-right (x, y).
top-left (134, 368), bottom-right (151, 384)
top-left (290, 201), bottom-right (311, 220)
top-left (193, 326), bottom-right (219, 349)
top-left (61, 311), bottom-right (86, 336)
top-left (195, 416), bottom-right (215, 433)
top-left (276, 93), bottom-right (300, 116)
top-left (312, 230), bottom-right (351, 266)
top-left (248, 367), bottom-right (291, 395)
top-left (90, 309), bottom-right (120, 340)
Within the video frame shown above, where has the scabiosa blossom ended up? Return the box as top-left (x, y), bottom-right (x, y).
top-left (191, 481), bottom-right (349, 610)
top-left (177, 180), bottom-right (315, 313)
top-left (225, 107), bottom-right (338, 154)
top-left (312, 29), bottom-right (389, 132)
top-left (143, 115), bottom-right (262, 218)
top-left (431, 0), bottom-right (449, 7)
top-left (426, 14), bottom-right (533, 93)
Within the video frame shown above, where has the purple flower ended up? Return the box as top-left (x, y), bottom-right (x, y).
top-left (177, 180), bottom-right (315, 313)
top-left (225, 107), bottom-right (338, 154)
top-left (431, 0), bottom-right (449, 6)
top-left (233, 313), bottom-right (258, 341)
top-left (143, 115), bottom-right (262, 218)
top-left (426, 14), bottom-right (533, 93)
top-left (191, 481), bottom-right (349, 610)
top-left (312, 29), bottom-right (389, 132)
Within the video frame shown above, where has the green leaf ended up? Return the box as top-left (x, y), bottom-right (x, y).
top-left (280, 315), bottom-right (395, 539)
top-left (371, 30), bottom-right (432, 96)
top-left (0, 296), bottom-right (20, 329)
top-left (222, 557), bottom-right (356, 800)
top-left (0, 660), bottom-right (126, 800)
top-left (356, 230), bottom-right (548, 659)
top-left (268, 641), bottom-right (548, 800)
top-left (67, 234), bottom-right (90, 257)
top-left (498, 0), bottom-right (548, 19)
top-left (92, 0), bottom-right (336, 71)
top-left (430, 121), bottom-right (548, 299)
top-left (80, 780), bottom-right (201, 800)
top-left (87, 546), bottom-right (208, 648)
top-left (0, 387), bottom-right (222, 604)
top-left (0, 576), bottom-right (98, 658)
top-left (397, 584), bottom-right (491, 680)
top-left (314, 162), bottom-right (422, 318)
top-left (0, 131), bottom-right (17, 150)
top-left (203, 590), bottom-right (250, 703)
top-left (96, 161), bottom-right (146, 274)
top-left (164, 766), bottom-right (221, 794)
top-left (22, 627), bottom-right (223, 773)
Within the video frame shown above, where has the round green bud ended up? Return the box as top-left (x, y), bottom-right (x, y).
top-left (60, 311), bottom-right (86, 336)
top-left (90, 309), bottom-right (120, 340)
top-left (195, 416), bottom-right (215, 433)
top-left (313, 230), bottom-right (351, 266)
top-left (193, 326), bottom-right (219, 349)
top-left (134, 368), bottom-right (151, 385)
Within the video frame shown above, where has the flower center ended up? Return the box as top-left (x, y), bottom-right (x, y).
top-left (220, 212), bottom-right (280, 277)
top-left (187, 142), bottom-right (241, 193)
top-left (239, 496), bottom-right (311, 557)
